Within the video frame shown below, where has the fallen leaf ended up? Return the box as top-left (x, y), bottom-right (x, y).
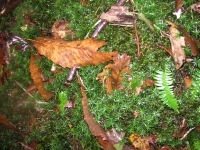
top-left (173, 118), bottom-right (188, 139)
top-left (144, 79), bottom-right (155, 87)
top-left (133, 111), bottom-right (139, 118)
top-left (78, 75), bottom-right (116, 150)
top-left (0, 114), bottom-right (15, 129)
top-left (31, 37), bottom-right (118, 68)
top-left (18, 142), bottom-right (35, 150)
top-left (106, 128), bottom-right (125, 144)
top-left (29, 111), bottom-right (36, 129)
top-left (178, 26), bottom-right (199, 56)
top-left (97, 54), bottom-right (131, 94)
top-left (51, 20), bottom-right (75, 39)
top-left (169, 26), bottom-right (186, 69)
top-left (190, 2), bottom-right (200, 13)
top-left (173, 0), bottom-right (183, 19)
top-left (0, 0), bottom-right (22, 17)
top-left (80, 0), bottom-right (88, 6)
top-left (129, 133), bottom-right (153, 150)
top-left (29, 53), bottom-right (53, 100)
top-left (184, 76), bottom-right (192, 88)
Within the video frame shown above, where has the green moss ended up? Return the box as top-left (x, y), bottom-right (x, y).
top-left (1, 0), bottom-right (200, 149)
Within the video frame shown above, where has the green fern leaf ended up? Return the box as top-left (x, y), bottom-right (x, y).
top-left (191, 68), bottom-right (200, 99)
top-left (154, 67), bottom-right (179, 113)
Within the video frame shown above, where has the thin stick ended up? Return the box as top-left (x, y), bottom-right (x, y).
top-left (130, 0), bottom-right (141, 58)
top-left (15, 81), bottom-right (35, 99)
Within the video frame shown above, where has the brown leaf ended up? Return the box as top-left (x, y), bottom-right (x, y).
top-left (106, 128), bottom-right (125, 144)
top-left (51, 20), bottom-right (75, 39)
top-left (129, 133), bottom-right (153, 150)
top-left (144, 79), bottom-right (155, 87)
top-left (169, 26), bottom-right (186, 69)
top-left (29, 53), bottom-right (53, 100)
top-left (29, 111), bottom-right (36, 129)
top-left (190, 2), bottom-right (200, 13)
top-left (31, 37), bottom-right (118, 68)
top-left (78, 75), bottom-right (116, 150)
top-left (175, 0), bottom-right (183, 12)
top-left (133, 111), bottom-right (139, 118)
top-left (178, 26), bottom-right (199, 56)
top-left (18, 142), bottom-right (35, 150)
top-left (97, 54), bottom-right (131, 94)
top-left (0, 114), bottom-right (15, 129)
top-left (184, 76), bottom-right (192, 88)
top-left (80, 0), bottom-right (88, 6)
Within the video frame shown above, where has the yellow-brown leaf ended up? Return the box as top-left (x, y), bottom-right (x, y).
top-left (29, 53), bottom-right (53, 100)
top-left (31, 37), bottom-right (118, 68)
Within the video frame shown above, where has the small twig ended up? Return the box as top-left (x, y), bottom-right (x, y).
top-left (15, 81), bottom-right (36, 100)
top-left (130, 0), bottom-right (141, 58)
top-left (91, 0), bottom-right (128, 38)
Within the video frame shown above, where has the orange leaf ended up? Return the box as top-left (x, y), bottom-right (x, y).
top-left (0, 114), bottom-right (15, 129)
top-left (78, 75), bottom-right (116, 150)
top-left (97, 54), bottom-right (131, 94)
top-left (31, 37), bottom-right (118, 68)
top-left (184, 76), bottom-right (192, 88)
top-left (29, 53), bottom-right (53, 100)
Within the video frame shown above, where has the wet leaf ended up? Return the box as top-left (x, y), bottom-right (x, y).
top-left (51, 20), bottom-right (75, 39)
top-left (0, 114), bottom-right (15, 129)
top-left (97, 54), bottom-right (131, 94)
top-left (31, 37), bottom-right (118, 68)
top-left (78, 75), bottom-right (116, 150)
top-left (29, 53), bottom-right (53, 100)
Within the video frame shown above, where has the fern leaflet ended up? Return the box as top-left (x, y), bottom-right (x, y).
top-left (154, 68), bottom-right (179, 113)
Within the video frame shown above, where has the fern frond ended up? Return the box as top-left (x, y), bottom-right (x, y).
top-left (154, 67), bottom-right (179, 113)
top-left (191, 68), bottom-right (200, 99)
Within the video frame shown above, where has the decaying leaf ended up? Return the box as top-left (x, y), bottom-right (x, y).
top-left (80, 0), bottom-right (88, 6)
top-left (0, 114), bottom-right (15, 129)
top-left (51, 20), bottom-right (75, 39)
top-left (178, 26), bottom-right (199, 56)
top-left (184, 76), bottom-right (192, 88)
top-left (129, 133), bottom-right (155, 150)
top-left (29, 111), bottom-right (36, 129)
top-left (173, 0), bottom-right (183, 19)
top-left (190, 2), bottom-right (200, 13)
top-left (31, 37), bottom-right (118, 68)
top-left (78, 75), bottom-right (116, 150)
top-left (106, 128), bottom-right (125, 144)
top-left (29, 53), bottom-right (53, 100)
top-left (97, 54), bottom-right (131, 94)
top-left (18, 142), bottom-right (35, 150)
top-left (169, 26), bottom-right (186, 69)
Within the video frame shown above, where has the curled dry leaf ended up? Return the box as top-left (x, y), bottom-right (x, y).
top-left (106, 128), bottom-right (125, 144)
top-left (29, 53), bottom-right (53, 100)
top-left (184, 76), bottom-right (192, 88)
top-left (78, 75), bottom-right (116, 150)
top-left (190, 2), bottom-right (200, 13)
top-left (96, 54), bottom-right (131, 94)
top-left (31, 37), bottom-right (118, 68)
top-left (169, 26), bottom-right (186, 69)
top-left (0, 114), bottom-right (15, 129)
top-left (52, 20), bottom-right (75, 39)
top-left (129, 133), bottom-right (154, 150)
top-left (173, 0), bottom-right (183, 19)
